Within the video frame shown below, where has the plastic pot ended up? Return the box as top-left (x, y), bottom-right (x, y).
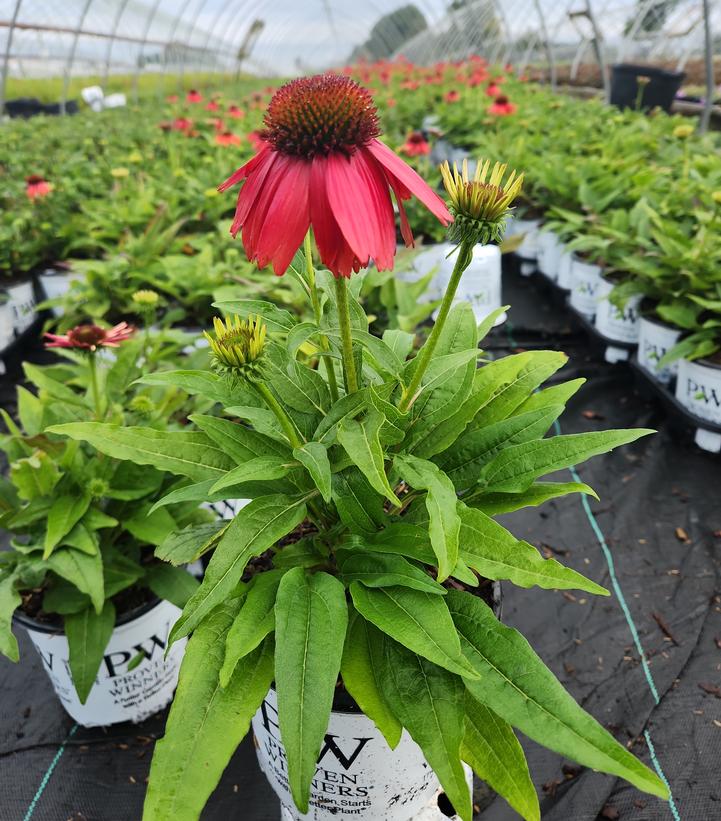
top-left (511, 218), bottom-right (541, 276)
top-left (14, 598), bottom-right (187, 728)
top-left (637, 311), bottom-right (681, 385)
top-left (594, 278), bottom-right (641, 345)
top-left (435, 244), bottom-right (505, 326)
top-left (569, 257), bottom-right (603, 319)
top-left (3, 278), bottom-right (37, 336)
top-left (675, 357), bottom-right (721, 427)
top-left (610, 64), bottom-right (685, 113)
top-left (556, 247), bottom-right (574, 291)
top-left (537, 229), bottom-right (562, 280)
top-left (37, 267), bottom-right (81, 318)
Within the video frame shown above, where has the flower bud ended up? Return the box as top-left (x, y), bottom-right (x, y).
top-left (204, 315), bottom-right (267, 379)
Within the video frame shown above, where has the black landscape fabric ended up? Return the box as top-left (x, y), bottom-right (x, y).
top-left (1, 268), bottom-right (720, 821)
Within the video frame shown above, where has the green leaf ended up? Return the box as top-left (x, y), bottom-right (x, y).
top-left (44, 494), bottom-right (91, 558)
top-left (340, 609), bottom-right (402, 749)
top-left (42, 580), bottom-right (90, 616)
top-left (169, 495), bottom-right (308, 644)
top-left (17, 385), bottom-right (45, 436)
top-left (0, 575), bottom-right (21, 662)
top-left (338, 550), bottom-right (446, 595)
top-left (349, 583), bottom-right (478, 678)
top-left (148, 479), bottom-right (218, 514)
top-left (143, 608), bottom-right (274, 820)
top-left (190, 414), bottom-right (292, 463)
top-left (209, 457), bottom-right (293, 495)
top-left (472, 481), bottom-right (598, 515)
top-left (10, 451), bottom-right (60, 501)
top-left (331, 469), bottom-right (386, 534)
top-left (293, 442), bottom-right (332, 503)
top-left (379, 639), bottom-right (471, 821)
top-left (145, 564), bottom-right (200, 609)
top-left (393, 453), bottom-right (459, 581)
top-left (457, 503), bottom-right (608, 594)
top-left (47, 547), bottom-right (104, 614)
top-left (515, 378), bottom-right (586, 415)
top-left (447, 590), bottom-right (669, 799)
top-left (136, 370), bottom-right (235, 404)
top-left (48, 424), bottom-right (236, 482)
top-left (337, 410), bottom-right (401, 507)
top-left (212, 298), bottom-right (295, 332)
top-left (462, 692), bottom-right (540, 821)
top-left (123, 506), bottom-right (177, 547)
top-left (476, 305), bottom-right (510, 342)
top-left (219, 570), bottom-right (284, 687)
top-left (438, 406), bottom-right (565, 491)
top-left (155, 522), bottom-right (228, 566)
top-left (275, 568), bottom-right (348, 812)
top-left (61, 522), bottom-right (98, 556)
top-left (480, 429), bottom-right (655, 494)
top-left (65, 601), bottom-right (116, 704)
top-left (314, 388), bottom-right (373, 443)
top-left (382, 329), bottom-right (414, 362)
top-left (23, 363), bottom-right (86, 407)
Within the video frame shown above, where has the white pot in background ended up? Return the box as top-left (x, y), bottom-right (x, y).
top-left (594, 279), bottom-right (641, 344)
top-left (637, 314), bottom-right (681, 385)
top-left (569, 257), bottom-right (603, 319)
top-left (38, 268), bottom-right (81, 317)
top-left (556, 247), bottom-right (573, 290)
top-left (512, 219), bottom-right (541, 276)
top-left (5, 279), bottom-right (37, 334)
top-left (0, 301), bottom-right (13, 351)
top-left (204, 497), bottom-right (250, 520)
top-left (537, 230), bottom-right (562, 280)
top-left (675, 358), bottom-right (721, 427)
top-left (18, 598), bottom-right (186, 727)
top-left (397, 244), bottom-right (452, 303)
top-left (254, 688), bottom-right (473, 821)
top-left (433, 244), bottom-right (504, 326)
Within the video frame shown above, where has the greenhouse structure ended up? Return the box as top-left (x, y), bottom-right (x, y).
top-left (1, 1), bottom-right (720, 820)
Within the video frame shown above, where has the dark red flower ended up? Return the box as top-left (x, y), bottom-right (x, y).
top-left (45, 322), bottom-right (135, 351)
top-left (25, 175), bottom-right (52, 199)
top-left (219, 74), bottom-right (451, 277)
top-left (171, 117), bottom-right (193, 132)
top-left (486, 83), bottom-right (502, 97)
top-left (400, 131), bottom-right (431, 157)
top-left (228, 105), bottom-right (245, 119)
top-left (488, 95), bottom-right (517, 116)
top-left (186, 89), bottom-right (202, 103)
top-left (444, 90), bottom-right (461, 103)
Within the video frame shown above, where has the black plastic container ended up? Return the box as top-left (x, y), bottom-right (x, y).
top-left (610, 63), bottom-right (685, 113)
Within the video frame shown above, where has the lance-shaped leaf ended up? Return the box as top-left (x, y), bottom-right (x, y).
top-left (471, 481), bottom-right (597, 515)
top-left (47, 424), bottom-right (236, 482)
top-left (293, 442), bottom-right (332, 502)
top-left (349, 583), bottom-right (478, 679)
top-left (212, 298), bottom-right (295, 332)
top-left (456, 503), bottom-right (608, 594)
top-left (145, 564), bottom-right (199, 609)
top-left (447, 590), bottom-right (669, 799)
top-left (47, 547), bottom-right (104, 614)
top-left (219, 570), bottom-right (284, 687)
top-left (337, 410), bottom-right (401, 507)
top-left (393, 453), bottom-right (459, 581)
top-left (190, 415), bottom-right (292, 463)
top-left (154, 522), bottom-right (228, 566)
top-left (65, 601), bottom-right (116, 704)
top-left (275, 568), bottom-right (348, 813)
top-left (0, 575), bottom-right (21, 662)
top-left (338, 550), bottom-right (446, 595)
top-left (44, 493), bottom-right (91, 558)
top-left (515, 378), bottom-right (586, 415)
top-left (479, 429), bottom-right (654, 494)
top-left (143, 607), bottom-right (274, 821)
top-left (169, 495), bottom-right (308, 644)
top-left (331, 469), bottom-right (386, 534)
top-left (462, 692), bottom-right (540, 821)
top-left (340, 609), bottom-right (402, 749)
top-left (135, 370), bottom-right (237, 405)
top-left (379, 638), bottom-right (471, 821)
top-left (209, 457), bottom-right (293, 495)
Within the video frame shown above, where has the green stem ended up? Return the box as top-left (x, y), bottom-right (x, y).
top-left (304, 233), bottom-right (339, 403)
top-left (399, 240), bottom-right (474, 412)
top-left (253, 381), bottom-right (303, 449)
top-left (88, 353), bottom-right (102, 419)
top-left (334, 275), bottom-right (359, 393)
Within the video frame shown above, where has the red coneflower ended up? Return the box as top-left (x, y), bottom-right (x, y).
top-left (25, 175), bottom-right (52, 199)
top-left (171, 117), bottom-right (193, 132)
top-left (45, 322), bottom-right (135, 351)
top-left (486, 83), bottom-right (502, 97)
top-left (488, 95), bottom-right (517, 116)
top-left (205, 101), bottom-right (220, 112)
top-left (386, 97), bottom-right (397, 108)
top-left (228, 105), bottom-right (245, 119)
top-left (444, 90), bottom-right (461, 103)
top-left (400, 131), bottom-right (431, 157)
top-left (186, 89), bottom-right (202, 103)
top-left (215, 131), bottom-right (242, 147)
top-left (247, 130), bottom-right (264, 151)
top-left (219, 74), bottom-right (451, 277)
top-left (166, 94), bottom-right (179, 103)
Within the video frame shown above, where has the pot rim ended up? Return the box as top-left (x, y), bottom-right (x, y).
top-left (13, 592), bottom-right (162, 636)
top-left (570, 252), bottom-right (604, 271)
top-left (684, 355), bottom-right (721, 372)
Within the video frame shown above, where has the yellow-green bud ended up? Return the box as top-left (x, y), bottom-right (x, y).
top-left (204, 315), bottom-right (267, 379)
top-left (132, 289), bottom-right (160, 308)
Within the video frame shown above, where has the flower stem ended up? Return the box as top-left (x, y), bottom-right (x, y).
top-left (252, 381), bottom-right (303, 449)
top-left (399, 240), bottom-right (474, 412)
top-left (334, 275), bottom-right (359, 393)
top-left (87, 353), bottom-right (102, 419)
top-left (304, 233), bottom-right (339, 403)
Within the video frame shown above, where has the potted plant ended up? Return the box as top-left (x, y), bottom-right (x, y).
top-left (53, 76), bottom-right (670, 821)
top-left (0, 320), bottom-right (215, 726)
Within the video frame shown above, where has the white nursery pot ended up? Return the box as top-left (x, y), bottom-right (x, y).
top-left (537, 230), bottom-right (562, 280)
top-left (594, 279), bottom-right (641, 344)
top-left (512, 218), bottom-right (541, 276)
top-left (397, 243), bottom-right (453, 303)
top-left (17, 598), bottom-right (186, 728)
top-left (556, 247), bottom-right (573, 290)
top-left (0, 302), bottom-right (13, 351)
top-left (38, 268), bottom-right (81, 317)
top-left (675, 358), bottom-right (721, 427)
top-left (569, 257), bottom-right (603, 319)
top-left (637, 314), bottom-right (681, 385)
top-left (5, 279), bottom-right (37, 334)
top-left (434, 244), bottom-right (504, 326)
top-left (253, 688), bottom-right (472, 821)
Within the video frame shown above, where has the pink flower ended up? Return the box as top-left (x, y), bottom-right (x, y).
top-left (228, 105), bottom-right (245, 119)
top-left (171, 117), bottom-right (193, 132)
top-left (247, 131), bottom-right (264, 151)
top-left (444, 90), bottom-right (461, 103)
top-left (205, 100), bottom-right (220, 112)
top-left (219, 74), bottom-right (451, 278)
top-left (488, 95), bottom-right (517, 116)
top-left (186, 89), bottom-right (202, 103)
top-left (166, 94), bottom-right (179, 103)
top-left (486, 83), bottom-right (502, 97)
top-left (45, 322), bottom-right (135, 351)
top-left (215, 131), bottom-right (242, 146)
top-left (400, 131), bottom-right (431, 157)
top-left (25, 175), bottom-right (52, 199)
